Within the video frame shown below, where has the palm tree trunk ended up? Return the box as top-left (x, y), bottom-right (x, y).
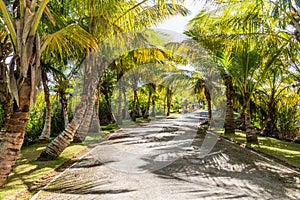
top-left (136, 94), bottom-right (142, 117)
top-left (0, 81), bottom-right (31, 186)
top-left (123, 84), bottom-right (129, 120)
top-left (223, 74), bottom-right (235, 134)
top-left (164, 96), bottom-right (166, 115)
top-left (144, 90), bottom-right (151, 119)
top-left (89, 88), bottom-right (101, 133)
top-left (132, 89), bottom-right (138, 121)
top-left (0, 64), bottom-right (12, 121)
top-left (151, 96), bottom-right (156, 117)
top-left (117, 76), bottom-right (123, 124)
top-left (167, 88), bottom-right (172, 116)
top-left (104, 93), bottom-right (116, 123)
top-left (60, 92), bottom-right (69, 129)
top-left (262, 91), bottom-right (278, 138)
top-left (73, 95), bottom-right (95, 142)
top-left (244, 93), bottom-right (258, 143)
top-left (150, 85), bottom-right (156, 117)
top-left (39, 70), bottom-right (51, 142)
top-left (38, 97), bottom-right (89, 160)
top-left (203, 85), bottom-right (212, 125)
top-left (38, 60), bottom-right (99, 160)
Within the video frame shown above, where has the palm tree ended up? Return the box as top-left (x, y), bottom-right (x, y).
top-left (39, 0), bottom-right (189, 159)
top-left (0, 29), bottom-right (12, 129)
top-left (255, 66), bottom-right (292, 137)
top-left (186, 1), bottom-right (289, 142)
top-left (39, 68), bottom-right (51, 142)
top-left (0, 0), bottom-right (97, 186)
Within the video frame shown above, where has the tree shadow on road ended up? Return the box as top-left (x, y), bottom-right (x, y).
top-left (138, 127), bottom-right (300, 199)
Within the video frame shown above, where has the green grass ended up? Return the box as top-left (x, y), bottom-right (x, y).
top-left (0, 124), bottom-right (120, 200)
top-left (222, 130), bottom-right (300, 168)
top-left (0, 143), bottom-right (85, 200)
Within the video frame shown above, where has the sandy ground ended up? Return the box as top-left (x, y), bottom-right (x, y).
top-left (31, 111), bottom-right (300, 200)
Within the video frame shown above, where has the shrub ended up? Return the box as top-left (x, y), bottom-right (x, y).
top-left (25, 92), bottom-right (45, 146)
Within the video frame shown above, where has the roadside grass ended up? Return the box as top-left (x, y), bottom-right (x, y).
top-left (0, 124), bottom-right (118, 200)
top-left (222, 130), bottom-right (300, 168)
top-left (0, 143), bottom-right (85, 200)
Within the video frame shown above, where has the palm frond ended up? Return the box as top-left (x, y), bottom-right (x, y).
top-left (41, 23), bottom-right (98, 61)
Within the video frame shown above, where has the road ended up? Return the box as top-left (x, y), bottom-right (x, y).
top-left (32, 111), bottom-right (300, 200)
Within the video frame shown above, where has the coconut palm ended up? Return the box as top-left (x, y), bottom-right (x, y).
top-left (39, 1), bottom-right (190, 159)
top-left (187, 0), bottom-right (291, 142)
top-left (0, 0), bottom-right (97, 186)
top-left (39, 68), bottom-right (52, 142)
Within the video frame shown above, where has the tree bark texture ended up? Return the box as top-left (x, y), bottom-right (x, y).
top-left (223, 73), bottom-right (235, 134)
top-left (0, 81), bottom-right (31, 186)
top-left (244, 93), bottom-right (258, 143)
top-left (39, 70), bottom-right (51, 142)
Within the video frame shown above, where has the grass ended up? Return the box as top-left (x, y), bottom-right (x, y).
top-left (0, 124), bottom-right (119, 200)
top-left (0, 143), bottom-right (85, 200)
top-left (222, 130), bottom-right (300, 168)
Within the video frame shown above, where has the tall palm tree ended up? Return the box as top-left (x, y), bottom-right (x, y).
top-left (186, 1), bottom-right (288, 142)
top-left (39, 68), bottom-right (51, 142)
top-left (0, 0), bottom-right (97, 186)
top-left (39, 0), bottom-right (190, 160)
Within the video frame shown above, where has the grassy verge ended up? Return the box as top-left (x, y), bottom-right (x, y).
top-left (0, 124), bottom-right (119, 200)
top-left (222, 130), bottom-right (300, 168)
top-left (0, 143), bottom-right (86, 200)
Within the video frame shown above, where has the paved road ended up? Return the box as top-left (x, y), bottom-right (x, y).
top-left (32, 111), bottom-right (300, 200)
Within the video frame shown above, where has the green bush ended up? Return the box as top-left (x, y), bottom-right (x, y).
top-left (128, 99), bottom-right (148, 117)
top-left (50, 100), bottom-right (65, 137)
top-left (25, 93), bottom-right (45, 146)
top-left (24, 93), bottom-right (72, 146)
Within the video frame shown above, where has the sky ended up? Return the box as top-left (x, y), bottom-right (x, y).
top-left (157, 1), bottom-right (206, 34)
top-left (156, 1), bottom-right (206, 71)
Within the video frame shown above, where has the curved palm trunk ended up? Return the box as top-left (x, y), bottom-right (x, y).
top-left (244, 93), bottom-right (258, 143)
top-left (73, 95), bottom-right (95, 142)
top-left (38, 97), bottom-right (89, 160)
top-left (39, 58), bottom-right (100, 160)
top-left (0, 81), bottom-right (31, 187)
top-left (39, 70), bottom-right (51, 142)
top-left (223, 74), bottom-right (235, 134)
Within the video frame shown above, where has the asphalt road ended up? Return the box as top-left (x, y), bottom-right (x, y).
top-left (31, 111), bottom-right (300, 200)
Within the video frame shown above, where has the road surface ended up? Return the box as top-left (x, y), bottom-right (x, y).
top-left (32, 111), bottom-right (300, 200)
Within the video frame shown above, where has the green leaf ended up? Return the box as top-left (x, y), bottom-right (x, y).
top-left (296, 0), bottom-right (300, 8)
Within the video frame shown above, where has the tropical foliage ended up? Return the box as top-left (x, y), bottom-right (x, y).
top-left (0, 0), bottom-right (300, 192)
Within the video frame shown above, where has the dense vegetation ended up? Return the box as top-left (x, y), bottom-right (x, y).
top-left (0, 0), bottom-right (300, 192)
